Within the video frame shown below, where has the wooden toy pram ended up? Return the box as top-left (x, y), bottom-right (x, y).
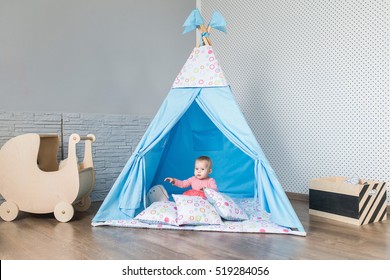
top-left (0, 133), bottom-right (96, 222)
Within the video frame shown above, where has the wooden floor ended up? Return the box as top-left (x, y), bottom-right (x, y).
top-left (1, 199), bottom-right (390, 260)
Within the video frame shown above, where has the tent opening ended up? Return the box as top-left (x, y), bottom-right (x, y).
top-left (144, 100), bottom-right (255, 200)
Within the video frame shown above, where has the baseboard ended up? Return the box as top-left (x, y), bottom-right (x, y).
top-left (286, 192), bottom-right (309, 202)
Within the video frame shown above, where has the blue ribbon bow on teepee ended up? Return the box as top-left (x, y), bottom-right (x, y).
top-left (182, 9), bottom-right (205, 34)
top-left (182, 9), bottom-right (226, 46)
top-left (207, 11), bottom-right (227, 33)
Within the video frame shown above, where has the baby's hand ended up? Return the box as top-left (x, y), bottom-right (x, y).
top-left (164, 177), bottom-right (174, 184)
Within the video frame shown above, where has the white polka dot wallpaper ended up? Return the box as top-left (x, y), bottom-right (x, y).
top-left (199, 0), bottom-right (389, 203)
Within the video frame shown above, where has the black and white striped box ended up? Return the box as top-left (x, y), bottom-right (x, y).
top-left (309, 176), bottom-right (387, 225)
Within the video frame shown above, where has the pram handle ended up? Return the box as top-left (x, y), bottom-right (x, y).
top-left (80, 135), bottom-right (96, 142)
top-left (70, 134), bottom-right (95, 143)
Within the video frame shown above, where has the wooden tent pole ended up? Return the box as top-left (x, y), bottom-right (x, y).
top-left (197, 24), bottom-right (212, 46)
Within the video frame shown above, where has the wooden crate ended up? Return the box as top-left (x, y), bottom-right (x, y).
top-left (309, 176), bottom-right (387, 225)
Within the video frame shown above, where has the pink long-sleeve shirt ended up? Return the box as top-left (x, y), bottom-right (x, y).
top-left (173, 176), bottom-right (218, 191)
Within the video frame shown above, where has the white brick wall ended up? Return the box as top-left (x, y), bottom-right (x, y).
top-left (0, 111), bottom-right (151, 202)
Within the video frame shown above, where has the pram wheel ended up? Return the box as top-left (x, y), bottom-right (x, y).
top-left (54, 202), bottom-right (74, 223)
top-left (0, 201), bottom-right (19, 221)
top-left (73, 197), bottom-right (91, 212)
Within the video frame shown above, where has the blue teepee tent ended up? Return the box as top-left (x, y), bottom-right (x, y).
top-left (92, 10), bottom-right (305, 233)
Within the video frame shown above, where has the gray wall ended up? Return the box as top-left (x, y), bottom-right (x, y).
top-left (0, 0), bottom-right (195, 115)
top-left (0, 0), bottom-right (196, 204)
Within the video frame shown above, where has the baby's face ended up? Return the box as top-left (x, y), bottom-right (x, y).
top-left (194, 160), bottom-right (211, 180)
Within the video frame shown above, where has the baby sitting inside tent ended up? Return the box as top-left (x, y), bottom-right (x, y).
top-left (164, 155), bottom-right (218, 199)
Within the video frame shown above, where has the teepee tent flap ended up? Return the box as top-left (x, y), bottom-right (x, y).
top-left (92, 88), bottom-right (200, 221)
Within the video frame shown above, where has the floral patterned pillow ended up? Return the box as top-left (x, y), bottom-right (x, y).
top-left (204, 188), bottom-right (249, 221)
top-left (172, 194), bottom-right (223, 226)
top-left (134, 201), bottom-right (178, 226)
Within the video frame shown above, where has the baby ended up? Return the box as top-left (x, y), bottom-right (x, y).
top-left (164, 155), bottom-right (218, 198)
